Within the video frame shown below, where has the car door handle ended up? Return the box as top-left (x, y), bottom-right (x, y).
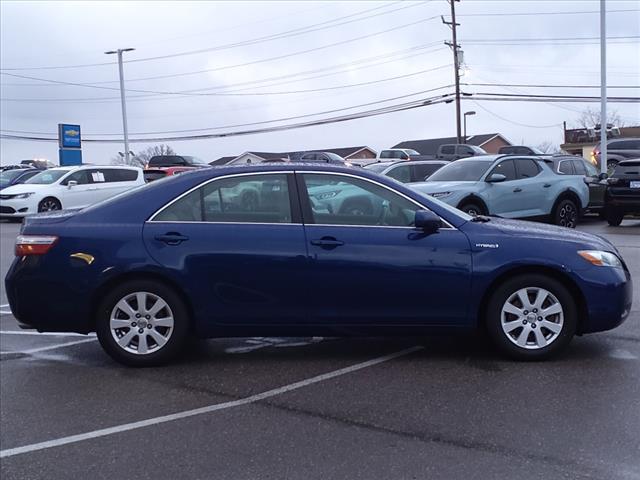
top-left (310, 237), bottom-right (344, 248)
top-left (543, 183), bottom-right (552, 188)
top-left (513, 188), bottom-right (523, 193)
top-left (155, 233), bottom-right (189, 245)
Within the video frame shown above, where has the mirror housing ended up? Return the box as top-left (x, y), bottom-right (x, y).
top-left (486, 173), bottom-right (506, 183)
top-left (414, 210), bottom-right (442, 233)
top-left (67, 180), bottom-right (78, 188)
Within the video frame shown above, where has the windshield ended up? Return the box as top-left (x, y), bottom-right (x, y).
top-left (426, 160), bottom-right (492, 182)
top-left (0, 169), bottom-right (27, 186)
top-left (364, 162), bottom-right (394, 173)
top-left (25, 169), bottom-right (69, 184)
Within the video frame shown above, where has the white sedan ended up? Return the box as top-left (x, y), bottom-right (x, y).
top-left (0, 165), bottom-right (144, 218)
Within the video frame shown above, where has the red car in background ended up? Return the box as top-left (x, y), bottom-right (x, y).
top-left (143, 166), bottom-right (199, 183)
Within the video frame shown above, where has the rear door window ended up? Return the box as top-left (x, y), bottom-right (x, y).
top-left (440, 146), bottom-right (455, 155)
top-left (515, 159), bottom-right (541, 179)
top-left (153, 174), bottom-right (292, 224)
top-left (61, 170), bottom-right (92, 185)
top-left (103, 169), bottom-right (139, 182)
top-left (571, 160), bottom-right (587, 176)
top-left (386, 165), bottom-right (411, 183)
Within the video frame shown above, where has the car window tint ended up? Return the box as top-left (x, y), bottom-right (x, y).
top-left (154, 174), bottom-right (292, 223)
top-left (412, 163), bottom-right (443, 180)
top-left (441, 146), bottom-right (455, 154)
top-left (558, 160), bottom-right (575, 175)
top-left (303, 173), bottom-right (420, 227)
top-left (489, 160), bottom-right (516, 181)
top-left (516, 159), bottom-right (540, 179)
top-left (386, 165), bottom-right (411, 183)
top-left (571, 160), bottom-right (587, 175)
top-left (102, 169), bottom-right (138, 182)
top-left (62, 170), bottom-right (91, 185)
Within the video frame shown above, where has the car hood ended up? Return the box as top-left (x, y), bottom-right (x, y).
top-left (482, 217), bottom-right (615, 251)
top-left (0, 183), bottom-right (54, 195)
top-left (411, 181), bottom-right (479, 194)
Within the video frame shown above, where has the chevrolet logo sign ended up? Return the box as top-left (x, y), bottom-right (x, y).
top-left (66, 129), bottom-right (79, 136)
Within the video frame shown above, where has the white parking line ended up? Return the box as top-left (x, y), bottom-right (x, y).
top-left (0, 338), bottom-right (97, 356)
top-left (0, 345), bottom-right (423, 458)
top-left (0, 330), bottom-right (96, 337)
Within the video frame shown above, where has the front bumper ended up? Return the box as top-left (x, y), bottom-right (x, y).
top-left (574, 264), bottom-right (633, 334)
top-left (0, 199), bottom-right (35, 217)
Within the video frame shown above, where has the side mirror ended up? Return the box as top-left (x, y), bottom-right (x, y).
top-left (486, 173), bottom-right (506, 183)
top-left (414, 210), bottom-right (442, 233)
top-left (67, 180), bottom-right (78, 188)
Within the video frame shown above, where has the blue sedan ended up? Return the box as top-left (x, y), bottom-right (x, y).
top-left (5, 164), bottom-right (632, 366)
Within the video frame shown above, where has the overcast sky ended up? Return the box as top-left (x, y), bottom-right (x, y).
top-left (1, 0), bottom-right (638, 165)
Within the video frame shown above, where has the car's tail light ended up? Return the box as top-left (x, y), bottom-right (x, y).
top-left (15, 235), bottom-right (58, 256)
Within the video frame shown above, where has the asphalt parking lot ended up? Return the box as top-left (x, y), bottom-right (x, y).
top-left (0, 217), bottom-right (638, 480)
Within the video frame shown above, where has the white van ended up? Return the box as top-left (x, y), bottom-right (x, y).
top-left (0, 165), bottom-right (144, 218)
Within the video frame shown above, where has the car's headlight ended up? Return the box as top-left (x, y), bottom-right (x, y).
top-left (430, 191), bottom-right (452, 198)
top-left (314, 190), bottom-right (340, 200)
top-left (578, 250), bottom-right (622, 268)
top-left (14, 192), bottom-right (34, 199)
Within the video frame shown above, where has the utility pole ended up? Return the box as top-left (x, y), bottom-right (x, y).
top-left (443, 0), bottom-right (462, 143)
top-left (599, 0), bottom-right (607, 175)
top-left (105, 48), bottom-right (135, 165)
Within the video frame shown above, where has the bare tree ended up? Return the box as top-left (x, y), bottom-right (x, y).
top-left (573, 107), bottom-right (626, 129)
top-left (535, 141), bottom-right (562, 154)
top-left (111, 144), bottom-right (175, 168)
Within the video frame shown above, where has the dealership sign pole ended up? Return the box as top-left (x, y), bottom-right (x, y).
top-left (600, 0), bottom-right (607, 175)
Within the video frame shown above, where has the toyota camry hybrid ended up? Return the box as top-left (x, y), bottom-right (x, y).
top-left (5, 164), bottom-right (632, 366)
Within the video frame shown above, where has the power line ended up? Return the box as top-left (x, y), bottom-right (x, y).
top-left (0, 1), bottom-right (414, 71)
top-left (457, 9), bottom-right (639, 17)
top-left (1, 86), bottom-right (455, 137)
top-left (0, 5), bottom-right (435, 73)
top-left (470, 101), bottom-right (561, 129)
top-left (465, 82), bottom-right (639, 89)
top-left (462, 35), bottom-right (639, 42)
top-left (0, 65), bottom-right (452, 103)
top-left (0, 94), bottom-right (455, 143)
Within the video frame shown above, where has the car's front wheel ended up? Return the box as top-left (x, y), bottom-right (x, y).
top-left (485, 274), bottom-right (577, 360)
top-left (458, 201), bottom-right (485, 217)
top-left (96, 280), bottom-right (190, 367)
top-left (38, 197), bottom-right (61, 212)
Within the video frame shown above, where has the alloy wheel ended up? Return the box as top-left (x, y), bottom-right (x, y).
top-left (559, 203), bottom-right (577, 228)
top-left (500, 287), bottom-right (564, 350)
top-left (40, 200), bottom-right (60, 212)
top-left (109, 291), bottom-right (174, 355)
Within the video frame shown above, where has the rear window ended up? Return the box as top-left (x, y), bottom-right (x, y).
top-left (613, 161), bottom-right (640, 177)
top-left (149, 156), bottom-right (184, 167)
top-left (380, 150), bottom-right (408, 159)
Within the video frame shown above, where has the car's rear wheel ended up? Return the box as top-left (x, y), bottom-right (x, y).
top-left (552, 198), bottom-right (578, 228)
top-left (485, 274), bottom-right (577, 360)
top-left (605, 209), bottom-right (624, 226)
top-left (458, 201), bottom-right (484, 217)
top-left (38, 197), bottom-right (61, 212)
top-left (96, 280), bottom-right (190, 367)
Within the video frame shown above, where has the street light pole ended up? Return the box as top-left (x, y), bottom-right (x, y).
top-left (463, 111), bottom-right (475, 143)
top-left (105, 48), bottom-right (135, 165)
top-left (599, 0), bottom-right (607, 175)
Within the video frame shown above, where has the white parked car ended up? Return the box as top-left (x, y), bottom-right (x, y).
top-left (0, 165), bottom-right (144, 219)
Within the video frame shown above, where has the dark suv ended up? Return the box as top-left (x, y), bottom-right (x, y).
top-left (147, 155), bottom-right (208, 168)
top-left (592, 138), bottom-right (640, 171)
top-left (604, 159), bottom-right (640, 226)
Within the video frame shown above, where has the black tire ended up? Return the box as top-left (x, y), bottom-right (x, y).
top-left (95, 279), bottom-right (191, 367)
top-left (38, 197), bottom-right (61, 213)
top-left (606, 209), bottom-right (624, 226)
top-left (458, 201), bottom-right (485, 217)
top-left (552, 198), bottom-right (578, 228)
top-left (485, 274), bottom-right (577, 360)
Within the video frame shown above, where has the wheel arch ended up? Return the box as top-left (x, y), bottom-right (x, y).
top-left (477, 265), bottom-right (588, 333)
top-left (89, 271), bottom-right (196, 331)
top-left (552, 189), bottom-right (584, 214)
top-left (457, 195), bottom-right (489, 215)
top-left (39, 196), bottom-right (62, 209)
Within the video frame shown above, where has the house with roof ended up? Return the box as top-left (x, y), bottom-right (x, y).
top-left (209, 146), bottom-right (377, 166)
top-left (393, 133), bottom-right (512, 155)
